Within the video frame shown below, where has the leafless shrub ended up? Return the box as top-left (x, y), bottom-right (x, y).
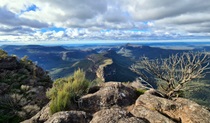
top-left (132, 51), bottom-right (210, 97)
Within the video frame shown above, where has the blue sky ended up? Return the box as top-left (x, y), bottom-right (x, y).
top-left (0, 0), bottom-right (210, 44)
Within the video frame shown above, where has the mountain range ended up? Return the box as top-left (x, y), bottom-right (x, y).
top-left (1, 43), bottom-right (210, 105)
top-left (1, 43), bottom-right (210, 122)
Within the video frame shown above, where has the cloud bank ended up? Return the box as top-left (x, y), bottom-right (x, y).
top-left (0, 0), bottom-right (210, 43)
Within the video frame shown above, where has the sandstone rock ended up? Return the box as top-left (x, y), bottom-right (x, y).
top-left (22, 82), bottom-right (210, 123)
top-left (90, 107), bottom-right (148, 123)
top-left (45, 111), bottom-right (89, 123)
top-left (22, 104), bottom-right (40, 116)
top-left (21, 103), bottom-right (50, 123)
top-left (131, 104), bottom-right (176, 123)
top-left (80, 82), bottom-right (138, 112)
top-left (131, 92), bottom-right (210, 123)
top-left (173, 98), bottom-right (210, 123)
top-left (129, 80), bottom-right (145, 89)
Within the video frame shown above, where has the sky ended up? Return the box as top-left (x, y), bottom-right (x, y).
top-left (0, 0), bottom-right (210, 44)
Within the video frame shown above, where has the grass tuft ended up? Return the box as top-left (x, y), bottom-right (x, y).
top-left (46, 69), bottom-right (90, 114)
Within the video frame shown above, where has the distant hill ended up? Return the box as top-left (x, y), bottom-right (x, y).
top-left (1, 43), bottom-right (210, 111)
top-left (0, 44), bottom-right (193, 82)
top-left (1, 45), bottom-right (68, 53)
top-left (103, 50), bottom-right (138, 82)
top-left (49, 50), bottom-right (138, 82)
top-left (117, 44), bottom-right (188, 59)
top-left (1, 45), bottom-right (97, 70)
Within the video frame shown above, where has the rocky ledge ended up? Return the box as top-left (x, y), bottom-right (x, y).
top-left (23, 82), bottom-right (210, 123)
top-left (0, 55), bottom-right (52, 122)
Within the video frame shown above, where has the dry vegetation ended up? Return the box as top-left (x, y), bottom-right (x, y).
top-left (132, 52), bottom-right (210, 97)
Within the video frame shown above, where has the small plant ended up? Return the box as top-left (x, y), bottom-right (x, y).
top-left (136, 88), bottom-right (146, 96)
top-left (46, 69), bottom-right (90, 114)
top-left (0, 49), bottom-right (8, 58)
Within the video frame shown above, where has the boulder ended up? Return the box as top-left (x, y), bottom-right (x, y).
top-left (173, 98), bottom-right (210, 123)
top-left (23, 106), bottom-right (90, 123)
top-left (131, 91), bottom-right (210, 123)
top-left (21, 103), bottom-right (50, 123)
top-left (80, 82), bottom-right (139, 112)
top-left (131, 104), bottom-right (176, 123)
top-left (90, 107), bottom-right (148, 123)
top-left (22, 82), bottom-right (210, 123)
top-left (45, 111), bottom-right (89, 123)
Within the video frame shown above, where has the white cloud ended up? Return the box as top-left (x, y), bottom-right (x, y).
top-left (54, 31), bottom-right (64, 38)
top-left (0, 0), bottom-right (210, 43)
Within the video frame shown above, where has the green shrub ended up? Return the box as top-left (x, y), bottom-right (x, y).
top-left (0, 49), bottom-right (8, 58)
top-left (47, 69), bottom-right (90, 114)
top-left (136, 88), bottom-right (146, 96)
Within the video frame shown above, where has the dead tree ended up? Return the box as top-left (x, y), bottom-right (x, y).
top-left (132, 52), bottom-right (210, 97)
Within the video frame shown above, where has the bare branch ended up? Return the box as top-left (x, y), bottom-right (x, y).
top-left (133, 51), bottom-right (210, 98)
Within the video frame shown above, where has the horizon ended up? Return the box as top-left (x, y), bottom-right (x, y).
top-left (1, 40), bottom-right (210, 47)
top-left (1, 1), bottom-right (210, 44)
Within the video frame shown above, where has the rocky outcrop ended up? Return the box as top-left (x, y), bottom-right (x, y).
top-left (80, 82), bottom-right (139, 113)
top-left (90, 107), bottom-right (148, 123)
top-left (0, 53), bottom-right (52, 122)
top-left (131, 91), bottom-right (210, 123)
top-left (23, 82), bottom-right (210, 123)
top-left (23, 82), bottom-right (139, 123)
top-left (45, 111), bottom-right (90, 123)
top-left (96, 59), bottom-right (113, 82)
top-left (21, 103), bottom-right (50, 123)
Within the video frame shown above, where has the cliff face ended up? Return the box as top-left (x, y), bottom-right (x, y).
top-left (96, 59), bottom-right (113, 82)
top-left (23, 82), bottom-right (210, 123)
top-left (0, 52), bottom-right (52, 122)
